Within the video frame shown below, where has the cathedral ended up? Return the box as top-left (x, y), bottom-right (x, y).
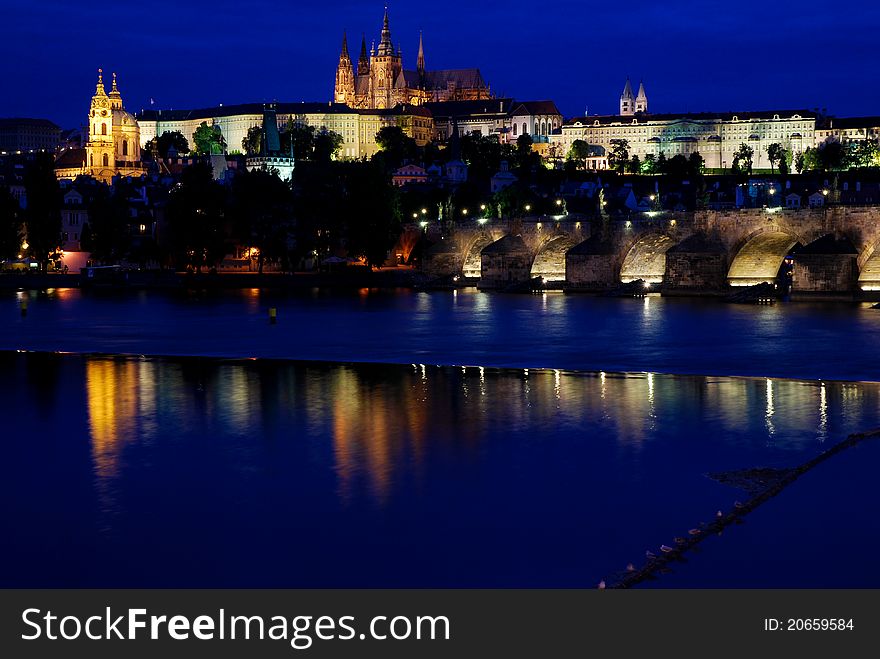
top-left (56, 69), bottom-right (143, 183)
top-left (334, 9), bottom-right (491, 109)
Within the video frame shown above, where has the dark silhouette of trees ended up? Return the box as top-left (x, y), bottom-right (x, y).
top-left (23, 153), bottom-right (61, 272)
top-left (0, 186), bottom-right (23, 260)
top-left (165, 163), bottom-right (228, 271)
top-left (146, 131), bottom-right (190, 157)
top-left (228, 167), bottom-right (295, 273)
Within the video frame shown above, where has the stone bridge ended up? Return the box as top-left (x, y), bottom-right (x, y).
top-left (422, 207), bottom-right (880, 295)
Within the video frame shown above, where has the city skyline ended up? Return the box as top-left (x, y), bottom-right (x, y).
top-left (3, 0), bottom-right (880, 128)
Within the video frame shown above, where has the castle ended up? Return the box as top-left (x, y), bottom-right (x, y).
top-left (334, 9), bottom-right (491, 109)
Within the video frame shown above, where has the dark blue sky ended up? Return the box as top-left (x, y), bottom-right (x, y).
top-left (3, 0), bottom-right (880, 128)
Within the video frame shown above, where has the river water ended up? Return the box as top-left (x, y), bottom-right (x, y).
top-left (1, 288), bottom-right (879, 587)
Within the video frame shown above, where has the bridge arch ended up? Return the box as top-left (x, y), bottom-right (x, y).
top-left (728, 230), bottom-right (800, 286)
top-left (619, 233), bottom-right (676, 283)
top-left (462, 233), bottom-right (497, 278)
top-left (858, 240), bottom-right (880, 291)
top-left (531, 234), bottom-right (580, 282)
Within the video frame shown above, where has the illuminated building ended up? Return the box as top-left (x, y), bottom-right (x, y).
top-left (553, 82), bottom-right (816, 170)
top-left (55, 70), bottom-right (144, 183)
top-left (334, 9), bottom-right (491, 110)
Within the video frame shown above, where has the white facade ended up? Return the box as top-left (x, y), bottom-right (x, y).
top-left (552, 111), bottom-right (816, 170)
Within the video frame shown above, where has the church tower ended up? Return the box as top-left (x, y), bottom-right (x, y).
top-left (357, 33), bottom-right (370, 76)
top-left (635, 80), bottom-right (648, 114)
top-left (371, 8), bottom-right (403, 109)
top-left (620, 78), bottom-right (635, 116)
top-left (86, 69), bottom-right (115, 177)
top-left (334, 32), bottom-right (355, 105)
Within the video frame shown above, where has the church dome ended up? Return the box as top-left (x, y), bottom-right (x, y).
top-left (113, 108), bottom-right (138, 126)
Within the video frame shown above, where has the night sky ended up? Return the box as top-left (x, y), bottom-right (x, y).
top-left (3, 0), bottom-right (880, 128)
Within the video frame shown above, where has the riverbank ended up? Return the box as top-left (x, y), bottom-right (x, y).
top-left (2, 270), bottom-right (879, 302)
top-left (0, 268), bottom-right (431, 291)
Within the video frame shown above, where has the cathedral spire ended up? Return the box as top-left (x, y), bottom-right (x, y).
top-left (378, 6), bottom-right (393, 55)
top-left (340, 31), bottom-right (350, 59)
top-left (358, 33), bottom-right (369, 74)
top-left (417, 31), bottom-right (425, 74)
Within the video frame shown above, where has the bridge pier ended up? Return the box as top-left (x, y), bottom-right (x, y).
top-left (478, 235), bottom-right (533, 290)
top-left (791, 235), bottom-right (859, 298)
top-left (663, 234), bottom-right (729, 294)
top-left (565, 237), bottom-right (619, 290)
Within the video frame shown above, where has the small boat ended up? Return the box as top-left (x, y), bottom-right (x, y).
top-left (645, 550), bottom-right (656, 560)
top-left (716, 510), bottom-right (723, 518)
top-left (626, 563), bottom-right (636, 572)
top-left (660, 545), bottom-right (675, 553)
top-left (674, 537), bottom-right (687, 545)
top-left (688, 528), bottom-right (701, 536)
top-left (734, 501), bottom-right (745, 509)
top-left (598, 580), bottom-right (606, 590)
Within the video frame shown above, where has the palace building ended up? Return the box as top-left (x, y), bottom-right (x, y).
top-left (551, 80), bottom-right (816, 170)
top-left (56, 70), bottom-right (144, 183)
top-left (333, 9), bottom-right (491, 109)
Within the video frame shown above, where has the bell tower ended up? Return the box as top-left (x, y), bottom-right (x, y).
top-left (86, 69), bottom-right (115, 176)
top-left (635, 80), bottom-right (648, 114)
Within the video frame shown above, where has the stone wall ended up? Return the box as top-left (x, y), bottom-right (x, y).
top-left (792, 254), bottom-right (857, 293)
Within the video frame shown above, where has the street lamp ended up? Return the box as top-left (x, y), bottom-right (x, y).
top-left (462, 208), bottom-right (468, 216)
top-left (419, 220), bottom-right (428, 229)
top-left (412, 212), bottom-right (418, 219)
top-left (525, 204), bottom-right (531, 212)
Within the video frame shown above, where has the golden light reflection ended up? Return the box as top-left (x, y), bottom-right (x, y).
top-left (86, 359), bottom-right (139, 481)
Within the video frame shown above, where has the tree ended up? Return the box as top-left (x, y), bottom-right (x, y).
top-left (23, 153), bottom-right (61, 272)
top-left (192, 121), bottom-right (226, 155)
top-left (732, 143), bottom-right (754, 175)
top-left (374, 126), bottom-right (418, 170)
top-left (848, 139), bottom-right (880, 169)
top-left (342, 161), bottom-right (401, 268)
top-left (608, 139), bottom-right (630, 173)
top-left (313, 129), bottom-right (344, 164)
top-left (688, 152), bottom-right (705, 175)
top-left (228, 167), bottom-right (294, 273)
top-left (0, 186), bottom-right (23, 260)
top-left (566, 139), bottom-right (591, 170)
top-left (778, 147), bottom-right (792, 176)
top-left (766, 142), bottom-right (785, 174)
top-left (627, 154), bottom-right (641, 174)
top-left (816, 138), bottom-right (845, 171)
top-left (655, 152), bottom-right (668, 175)
top-left (641, 153), bottom-right (657, 175)
top-left (242, 125), bottom-right (262, 156)
top-left (281, 123), bottom-right (316, 161)
top-left (82, 185), bottom-right (130, 263)
top-left (165, 163), bottom-right (228, 271)
top-left (514, 133), bottom-right (540, 172)
top-left (146, 131), bottom-right (190, 158)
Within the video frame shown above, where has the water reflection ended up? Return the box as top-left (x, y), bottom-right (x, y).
top-left (71, 355), bottom-right (880, 510)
